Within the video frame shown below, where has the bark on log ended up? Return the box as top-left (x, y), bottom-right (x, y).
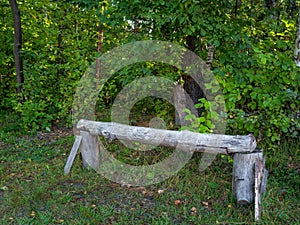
top-left (232, 150), bottom-right (266, 205)
top-left (77, 119), bottom-right (256, 154)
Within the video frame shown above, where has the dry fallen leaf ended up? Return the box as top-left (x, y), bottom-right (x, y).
top-left (157, 189), bottom-right (164, 194)
top-left (174, 200), bottom-right (181, 205)
top-left (201, 201), bottom-right (209, 206)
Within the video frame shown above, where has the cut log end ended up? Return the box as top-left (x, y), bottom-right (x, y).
top-left (237, 199), bottom-right (251, 205)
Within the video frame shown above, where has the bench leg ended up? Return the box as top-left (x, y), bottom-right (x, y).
top-left (80, 131), bottom-right (100, 171)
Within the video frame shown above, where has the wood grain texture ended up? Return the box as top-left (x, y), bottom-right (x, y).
top-left (254, 159), bottom-right (263, 221)
top-left (80, 131), bottom-right (100, 171)
top-left (77, 119), bottom-right (257, 154)
top-left (232, 151), bottom-right (265, 205)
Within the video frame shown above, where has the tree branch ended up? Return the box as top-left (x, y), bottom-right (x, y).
top-left (294, 8), bottom-right (300, 67)
top-left (9, 0), bottom-right (24, 99)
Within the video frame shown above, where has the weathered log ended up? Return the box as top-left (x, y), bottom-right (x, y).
top-left (232, 149), bottom-right (267, 205)
top-left (80, 131), bottom-right (100, 170)
top-left (76, 119), bottom-right (256, 154)
top-left (232, 152), bottom-right (261, 205)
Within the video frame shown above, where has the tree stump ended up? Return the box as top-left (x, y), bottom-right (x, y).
top-left (232, 148), bottom-right (268, 221)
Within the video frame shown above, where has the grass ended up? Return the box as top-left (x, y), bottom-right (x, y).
top-left (0, 117), bottom-right (299, 224)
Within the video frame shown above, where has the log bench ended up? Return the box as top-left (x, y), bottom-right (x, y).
top-left (64, 119), bottom-right (268, 221)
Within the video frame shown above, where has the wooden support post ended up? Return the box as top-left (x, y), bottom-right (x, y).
top-left (64, 135), bottom-right (82, 175)
top-left (80, 131), bottom-right (100, 171)
top-left (232, 149), bottom-right (266, 205)
top-left (254, 158), bottom-right (263, 220)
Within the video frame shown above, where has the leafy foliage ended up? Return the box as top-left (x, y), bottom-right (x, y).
top-left (181, 98), bottom-right (216, 133)
top-left (1, 0), bottom-right (299, 147)
top-left (214, 5), bottom-right (300, 146)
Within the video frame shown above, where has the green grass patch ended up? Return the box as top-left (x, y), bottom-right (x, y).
top-left (0, 127), bottom-right (299, 224)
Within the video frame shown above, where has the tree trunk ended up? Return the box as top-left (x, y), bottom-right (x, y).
top-left (97, 21), bottom-right (103, 54)
top-left (9, 0), bottom-right (24, 101)
top-left (57, 24), bottom-right (63, 83)
top-left (175, 37), bottom-right (215, 126)
top-left (96, 21), bottom-right (103, 84)
top-left (265, 0), bottom-right (278, 19)
top-left (294, 8), bottom-right (300, 67)
top-left (286, 0), bottom-right (298, 19)
top-left (206, 45), bottom-right (215, 70)
top-left (173, 83), bottom-right (198, 126)
top-left (234, 0), bottom-right (241, 17)
top-left (265, 0), bottom-right (276, 9)
top-left (57, 5), bottom-right (67, 83)
top-left (182, 35), bottom-right (204, 118)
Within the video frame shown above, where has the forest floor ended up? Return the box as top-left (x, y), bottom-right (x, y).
top-left (0, 115), bottom-right (299, 224)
